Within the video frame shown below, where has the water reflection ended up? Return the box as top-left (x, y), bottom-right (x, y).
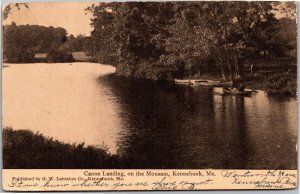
top-left (3, 63), bottom-right (297, 169)
top-left (2, 63), bottom-right (123, 153)
top-left (100, 74), bottom-right (297, 169)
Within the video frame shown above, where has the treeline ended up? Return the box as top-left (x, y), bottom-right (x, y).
top-left (3, 23), bottom-right (88, 63)
top-left (62, 34), bottom-right (89, 52)
top-left (87, 2), bottom-right (296, 80)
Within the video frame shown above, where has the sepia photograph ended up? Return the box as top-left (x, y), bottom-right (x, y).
top-left (1, 1), bottom-right (298, 191)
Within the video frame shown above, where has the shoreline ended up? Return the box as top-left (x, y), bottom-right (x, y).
top-left (3, 62), bottom-right (296, 98)
top-left (115, 71), bottom-right (297, 98)
top-left (190, 73), bottom-right (296, 98)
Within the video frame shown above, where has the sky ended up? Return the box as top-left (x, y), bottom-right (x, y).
top-left (2, 2), bottom-right (296, 36)
top-left (3, 2), bottom-right (96, 36)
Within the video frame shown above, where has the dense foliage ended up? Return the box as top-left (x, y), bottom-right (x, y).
top-left (3, 128), bottom-right (123, 168)
top-left (62, 34), bottom-right (89, 52)
top-left (3, 23), bottom-right (68, 63)
top-left (245, 71), bottom-right (297, 97)
top-left (3, 2), bottom-right (296, 81)
top-left (87, 2), bottom-right (296, 80)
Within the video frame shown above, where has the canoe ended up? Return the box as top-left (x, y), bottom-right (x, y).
top-left (174, 79), bottom-right (206, 85)
top-left (193, 80), bottom-right (233, 87)
top-left (174, 79), bottom-right (190, 84)
top-left (175, 79), bottom-right (233, 87)
top-left (223, 88), bottom-right (253, 96)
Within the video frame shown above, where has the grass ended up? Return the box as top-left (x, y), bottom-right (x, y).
top-left (187, 71), bottom-right (296, 97)
top-left (3, 128), bottom-right (125, 169)
top-left (244, 72), bottom-right (297, 97)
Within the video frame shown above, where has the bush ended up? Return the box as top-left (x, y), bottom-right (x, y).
top-left (262, 72), bottom-right (296, 96)
top-left (3, 128), bottom-right (124, 168)
top-left (46, 49), bottom-right (74, 63)
top-left (246, 71), bottom-right (297, 97)
top-left (3, 50), bottom-right (35, 63)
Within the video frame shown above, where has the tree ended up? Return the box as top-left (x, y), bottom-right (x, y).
top-left (88, 2), bottom-right (294, 80)
top-left (3, 24), bottom-right (68, 63)
top-left (185, 1), bottom-right (279, 80)
top-left (3, 3), bottom-right (29, 20)
top-left (159, 2), bottom-right (214, 77)
top-left (63, 34), bottom-right (88, 52)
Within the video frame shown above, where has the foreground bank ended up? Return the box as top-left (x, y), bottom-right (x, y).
top-left (3, 128), bottom-right (123, 168)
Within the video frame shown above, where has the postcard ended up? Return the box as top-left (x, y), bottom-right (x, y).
top-left (2, 1), bottom-right (297, 191)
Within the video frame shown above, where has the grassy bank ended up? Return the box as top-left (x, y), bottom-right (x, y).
top-left (3, 128), bottom-right (124, 169)
top-left (244, 72), bottom-right (297, 97)
top-left (115, 60), bottom-right (296, 97)
top-left (187, 71), bottom-right (297, 97)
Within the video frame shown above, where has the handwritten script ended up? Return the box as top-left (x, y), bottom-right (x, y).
top-left (3, 169), bottom-right (297, 191)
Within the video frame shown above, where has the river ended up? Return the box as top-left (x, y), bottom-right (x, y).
top-left (2, 63), bottom-right (297, 169)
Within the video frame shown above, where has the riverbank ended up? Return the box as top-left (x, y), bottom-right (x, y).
top-left (3, 128), bottom-right (124, 168)
top-left (115, 62), bottom-right (296, 97)
top-left (187, 71), bottom-right (297, 97)
top-left (243, 72), bottom-right (297, 97)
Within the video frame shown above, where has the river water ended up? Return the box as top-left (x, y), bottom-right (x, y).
top-left (2, 63), bottom-right (297, 169)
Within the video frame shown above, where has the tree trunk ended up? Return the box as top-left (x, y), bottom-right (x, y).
top-left (217, 49), bottom-right (228, 81)
top-left (238, 58), bottom-right (245, 77)
top-left (234, 52), bottom-right (239, 78)
top-left (225, 48), bottom-right (234, 81)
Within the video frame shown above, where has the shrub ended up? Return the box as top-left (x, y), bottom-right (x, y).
top-left (3, 128), bottom-right (124, 168)
top-left (262, 72), bottom-right (297, 96)
top-left (3, 50), bottom-right (35, 63)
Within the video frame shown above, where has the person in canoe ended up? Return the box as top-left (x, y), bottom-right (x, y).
top-left (237, 83), bottom-right (245, 92)
top-left (223, 82), bottom-right (244, 94)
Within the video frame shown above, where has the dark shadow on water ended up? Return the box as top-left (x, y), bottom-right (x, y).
top-left (99, 74), bottom-right (297, 169)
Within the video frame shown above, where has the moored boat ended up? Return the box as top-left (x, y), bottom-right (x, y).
top-left (174, 79), bottom-right (207, 85)
top-left (174, 79), bottom-right (190, 84)
top-left (175, 79), bottom-right (233, 87)
top-left (223, 88), bottom-right (254, 96)
top-left (193, 80), bottom-right (233, 87)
